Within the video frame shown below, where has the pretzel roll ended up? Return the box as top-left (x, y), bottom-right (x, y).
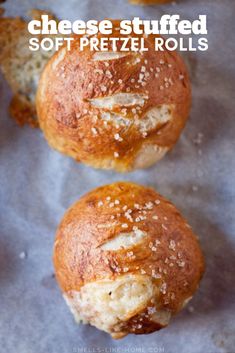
top-left (130, 0), bottom-right (171, 4)
top-left (37, 21), bottom-right (191, 172)
top-left (53, 182), bottom-right (204, 338)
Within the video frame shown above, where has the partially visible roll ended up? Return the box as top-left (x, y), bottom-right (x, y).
top-left (37, 20), bottom-right (191, 172)
top-left (130, 0), bottom-right (171, 4)
top-left (53, 182), bottom-right (205, 338)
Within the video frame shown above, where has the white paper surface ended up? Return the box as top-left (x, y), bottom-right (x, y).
top-left (1, 0), bottom-right (235, 352)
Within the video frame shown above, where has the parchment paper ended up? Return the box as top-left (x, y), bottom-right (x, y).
top-left (1, 0), bottom-right (235, 352)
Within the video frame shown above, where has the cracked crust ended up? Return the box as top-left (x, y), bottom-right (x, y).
top-left (53, 182), bottom-right (205, 338)
top-left (37, 20), bottom-right (191, 171)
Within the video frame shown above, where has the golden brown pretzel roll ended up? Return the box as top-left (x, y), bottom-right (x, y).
top-left (37, 21), bottom-right (191, 172)
top-left (53, 182), bottom-right (204, 338)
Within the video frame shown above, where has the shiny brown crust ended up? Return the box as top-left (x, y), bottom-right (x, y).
top-left (37, 20), bottom-right (191, 172)
top-left (54, 182), bottom-right (204, 335)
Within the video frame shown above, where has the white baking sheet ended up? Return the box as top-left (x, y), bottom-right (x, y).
top-left (0, 0), bottom-right (235, 352)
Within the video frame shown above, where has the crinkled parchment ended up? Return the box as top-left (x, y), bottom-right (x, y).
top-left (0, 0), bottom-right (235, 352)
